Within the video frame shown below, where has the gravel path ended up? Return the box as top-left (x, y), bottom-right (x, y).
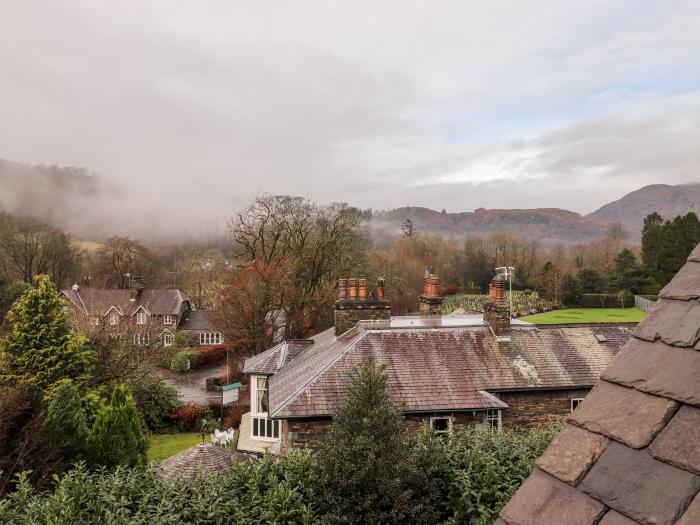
top-left (157, 361), bottom-right (228, 405)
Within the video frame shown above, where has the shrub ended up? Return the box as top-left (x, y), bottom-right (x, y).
top-left (196, 345), bottom-right (227, 367)
top-left (44, 381), bottom-right (88, 467)
top-left (222, 404), bottom-right (247, 429)
top-left (87, 385), bottom-right (148, 468)
top-left (129, 376), bottom-right (181, 432)
top-left (170, 350), bottom-right (198, 373)
top-left (316, 355), bottom-right (443, 524)
top-left (170, 404), bottom-right (213, 432)
top-left (440, 283), bottom-right (460, 296)
top-left (442, 425), bottom-right (561, 524)
top-left (0, 452), bottom-right (321, 524)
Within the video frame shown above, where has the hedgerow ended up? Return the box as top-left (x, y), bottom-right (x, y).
top-left (0, 425), bottom-right (559, 524)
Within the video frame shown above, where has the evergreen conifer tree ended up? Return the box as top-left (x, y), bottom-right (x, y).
top-left (641, 212), bottom-right (664, 273)
top-left (317, 354), bottom-right (441, 524)
top-left (45, 380), bottom-right (88, 466)
top-left (88, 385), bottom-right (148, 468)
top-left (0, 275), bottom-right (94, 399)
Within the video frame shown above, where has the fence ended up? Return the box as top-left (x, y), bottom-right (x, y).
top-left (634, 295), bottom-right (658, 312)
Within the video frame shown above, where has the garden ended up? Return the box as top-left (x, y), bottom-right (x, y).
top-left (520, 307), bottom-right (646, 324)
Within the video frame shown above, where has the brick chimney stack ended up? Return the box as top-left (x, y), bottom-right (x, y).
top-left (129, 275), bottom-right (145, 301)
top-left (419, 272), bottom-right (443, 317)
top-left (334, 277), bottom-right (391, 336)
top-left (484, 274), bottom-right (510, 336)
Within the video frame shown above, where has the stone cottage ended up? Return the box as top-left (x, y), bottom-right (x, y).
top-left (237, 275), bottom-right (631, 455)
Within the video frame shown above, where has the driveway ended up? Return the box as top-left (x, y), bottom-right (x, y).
top-left (157, 361), bottom-right (228, 405)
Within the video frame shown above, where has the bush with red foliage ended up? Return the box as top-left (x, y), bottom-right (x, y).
top-left (440, 283), bottom-right (460, 296)
top-left (222, 404), bottom-right (247, 429)
top-left (196, 345), bottom-right (227, 367)
top-left (169, 404), bottom-right (213, 432)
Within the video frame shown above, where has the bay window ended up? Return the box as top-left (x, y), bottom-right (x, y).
top-left (250, 375), bottom-right (279, 441)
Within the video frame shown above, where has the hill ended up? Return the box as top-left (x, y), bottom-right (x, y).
top-left (370, 206), bottom-right (609, 246)
top-left (586, 183), bottom-right (700, 238)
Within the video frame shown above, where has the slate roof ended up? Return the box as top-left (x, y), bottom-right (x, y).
top-left (60, 287), bottom-right (191, 317)
top-left (158, 443), bottom-right (232, 481)
top-left (243, 339), bottom-right (315, 375)
top-left (257, 321), bottom-right (629, 419)
top-left (499, 244), bottom-right (700, 525)
top-left (179, 310), bottom-right (216, 331)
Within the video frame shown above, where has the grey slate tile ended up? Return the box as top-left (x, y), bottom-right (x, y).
top-left (688, 243), bottom-right (700, 263)
top-left (650, 404), bottom-right (700, 475)
top-left (676, 491), bottom-right (700, 525)
top-left (536, 424), bottom-right (608, 486)
top-left (601, 338), bottom-right (700, 406)
top-left (634, 298), bottom-right (700, 347)
top-left (598, 510), bottom-right (640, 525)
top-left (659, 261), bottom-right (700, 300)
top-left (569, 380), bottom-right (677, 448)
top-left (580, 442), bottom-right (700, 525)
top-left (499, 468), bottom-right (605, 525)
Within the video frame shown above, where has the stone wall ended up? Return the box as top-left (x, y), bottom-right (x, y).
top-left (496, 388), bottom-right (590, 428)
top-left (281, 388), bottom-right (591, 452)
top-left (285, 418), bottom-right (333, 452)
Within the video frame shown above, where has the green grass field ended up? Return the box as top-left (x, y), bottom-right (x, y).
top-left (148, 433), bottom-right (203, 462)
top-left (520, 308), bottom-right (646, 324)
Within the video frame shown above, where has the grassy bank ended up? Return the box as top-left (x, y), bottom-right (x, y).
top-left (148, 432), bottom-right (202, 462)
top-left (520, 307), bottom-right (646, 324)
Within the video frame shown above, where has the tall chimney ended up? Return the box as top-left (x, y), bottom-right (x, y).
top-left (419, 273), bottom-right (443, 317)
top-left (334, 275), bottom-right (391, 336)
top-left (129, 276), bottom-right (145, 301)
top-left (484, 274), bottom-right (510, 337)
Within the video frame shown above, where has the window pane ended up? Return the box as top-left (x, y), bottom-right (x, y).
top-left (273, 421), bottom-right (279, 438)
top-left (253, 418), bottom-right (258, 436)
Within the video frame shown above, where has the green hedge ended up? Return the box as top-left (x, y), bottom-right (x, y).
top-left (579, 293), bottom-right (634, 308)
top-left (169, 350), bottom-right (199, 373)
top-left (0, 425), bottom-right (561, 524)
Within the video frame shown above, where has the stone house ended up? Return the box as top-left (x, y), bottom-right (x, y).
top-left (59, 276), bottom-right (224, 348)
top-left (498, 244), bottom-right (700, 525)
top-left (237, 275), bottom-right (631, 455)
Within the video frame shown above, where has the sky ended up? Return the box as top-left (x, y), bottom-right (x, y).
top-left (1, 1), bottom-right (700, 234)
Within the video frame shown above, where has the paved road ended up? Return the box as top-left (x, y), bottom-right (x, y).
top-left (157, 361), bottom-right (228, 405)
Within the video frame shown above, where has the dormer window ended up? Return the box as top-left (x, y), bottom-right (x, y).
top-left (136, 311), bottom-right (148, 325)
top-left (163, 314), bottom-right (173, 325)
top-left (109, 312), bottom-right (119, 325)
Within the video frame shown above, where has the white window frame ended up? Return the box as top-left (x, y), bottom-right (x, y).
top-left (109, 312), bottom-right (119, 325)
top-left (430, 416), bottom-right (453, 436)
top-left (250, 375), bottom-right (279, 442)
top-left (133, 333), bottom-right (149, 346)
top-left (163, 314), bottom-right (173, 325)
top-left (485, 409), bottom-right (502, 430)
top-left (162, 331), bottom-right (174, 347)
top-left (136, 311), bottom-right (148, 325)
top-left (91, 316), bottom-right (100, 326)
top-left (199, 332), bottom-right (223, 345)
top-left (570, 398), bottom-right (585, 413)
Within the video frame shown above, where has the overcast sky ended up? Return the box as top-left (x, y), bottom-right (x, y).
top-left (2, 1), bottom-right (699, 231)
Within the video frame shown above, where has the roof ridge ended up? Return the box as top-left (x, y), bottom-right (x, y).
top-left (269, 329), bottom-right (368, 418)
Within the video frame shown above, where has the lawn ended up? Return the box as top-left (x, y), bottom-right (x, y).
top-left (520, 308), bottom-right (646, 324)
top-left (148, 433), bottom-right (203, 462)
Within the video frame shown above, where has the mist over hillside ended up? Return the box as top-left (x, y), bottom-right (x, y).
top-left (0, 159), bottom-right (226, 243)
top-left (2, 158), bottom-right (698, 245)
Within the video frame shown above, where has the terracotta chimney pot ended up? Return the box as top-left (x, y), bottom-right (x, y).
top-left (358, 278), bottom-right (367, 300)
top-left (376, 278), bottom-right (385, 300)
top-left (348, 278), bottom-right (357, 301)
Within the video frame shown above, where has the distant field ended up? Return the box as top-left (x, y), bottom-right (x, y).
top-left (520, 308), bottom-right (646, 324)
